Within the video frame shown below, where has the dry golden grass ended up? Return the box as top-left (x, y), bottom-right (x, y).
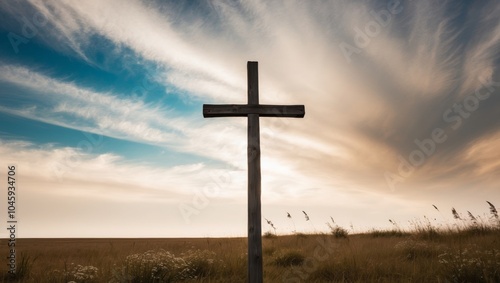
top-left (0, 227), bottom-right (499, 282)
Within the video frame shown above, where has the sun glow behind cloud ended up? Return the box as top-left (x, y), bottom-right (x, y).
top-left (0, 0), bottom-right (499, 237)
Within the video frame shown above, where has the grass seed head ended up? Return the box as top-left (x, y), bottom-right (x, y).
top-left (487, 201), bottom-right (498, 219)
top-left (451, 207), bottom-right (461, 220)
top-left (302, 211), bottom-right (310, 221)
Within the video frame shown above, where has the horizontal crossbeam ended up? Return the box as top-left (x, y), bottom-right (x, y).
top-left (203, 104), bottom-right (305, 118)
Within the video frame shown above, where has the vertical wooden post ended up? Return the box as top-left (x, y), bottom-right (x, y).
top-left (247, 61), bottom-right (263, 282)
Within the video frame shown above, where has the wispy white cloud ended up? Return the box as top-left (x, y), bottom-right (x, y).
top-left (0, 139), bottom-right (242, 200)
top-left (0, 64), bottom-right (186, 144)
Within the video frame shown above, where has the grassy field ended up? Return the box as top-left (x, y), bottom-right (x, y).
top-left (1, 230), bottom-right (499, 282)
top-left (1, 205), bottom-right (499, 282)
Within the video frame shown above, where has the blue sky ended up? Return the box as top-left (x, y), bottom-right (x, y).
top-left (0, 0), bottom-right (499, 237)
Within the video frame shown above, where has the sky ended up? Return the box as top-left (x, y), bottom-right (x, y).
top-left (0, 0), bottom-right (499, 238)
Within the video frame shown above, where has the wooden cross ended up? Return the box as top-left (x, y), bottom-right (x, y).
top-left (203, 61), bottom-right (305, 282)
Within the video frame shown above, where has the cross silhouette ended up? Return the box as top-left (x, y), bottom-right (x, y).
top-left (203, 61), bottom-right (305, 282)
